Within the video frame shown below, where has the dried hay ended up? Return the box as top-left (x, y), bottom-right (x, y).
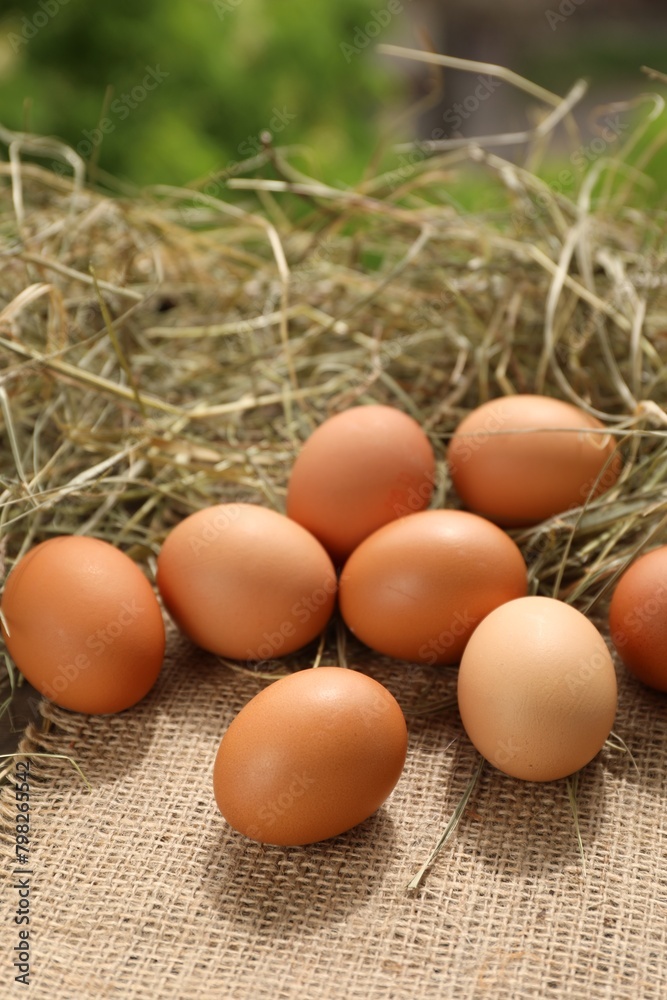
top-left (0, 51), bottom-right (666, 772)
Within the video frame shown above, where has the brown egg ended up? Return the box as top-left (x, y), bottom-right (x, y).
top-left (286, 404), bottom-right (435, 564)
top-left (457, 596), bottom-right (618, 781)
top-left (0, 536), bottom-right (165, 714)
top-left (447, 394), bottom-right (622, 527)
top-left (609, 545), bottom-right (667, 691)
top-left (338, 509), bottom-right (527, 664)
top-left (156, 503), bottom-right (336, 660)
top-left (213, 666), bottom-right (408, 845)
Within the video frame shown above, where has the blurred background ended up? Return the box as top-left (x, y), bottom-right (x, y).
top-left (0, 0), bottom-right (665, 189)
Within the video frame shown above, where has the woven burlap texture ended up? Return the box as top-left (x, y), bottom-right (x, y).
top-left (2, 620), bottom-right (666, 1000)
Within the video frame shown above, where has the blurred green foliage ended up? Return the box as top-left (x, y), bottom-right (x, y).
top-left (1, 0), bottom-right (664, 203)
top-left (0, 0), bottom-right (411, 187)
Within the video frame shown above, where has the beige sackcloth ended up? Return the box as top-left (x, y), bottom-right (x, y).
top-left (1, 614), bottom-right (666, 1000)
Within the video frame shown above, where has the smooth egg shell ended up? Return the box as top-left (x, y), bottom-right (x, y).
top-left (287, 404), bottom-right (435, 564)
top-left (447, 394), bottom-right (622, 526)
top-left (156, 503), bottom-right (336, 660)
top-left (609, 545), bottom-right (667, 691)
top-left (0, 536), bottom-right (165, 714)
top-left (457, 596), bottom-right (618, 781)
top-left (338, 509), bottom-right (528, 664)
top-left (213, 666), bottom-right (408, 845)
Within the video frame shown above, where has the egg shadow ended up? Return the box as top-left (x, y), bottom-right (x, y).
top-left (399, 715), bottom-right (615, 880)
top-left (157, 613), bottom-right (445, 742)
top-left (19, 615), bottom-right (198, 788)
top-left (22, 685), bottom-right (159, 789)
top-left (405, 653), bottom-right (659, 880)
top-left (155, 616), bottom-right (354, 740)
top-left (475, 760), bottom-right (610, 875)
top-left (200, 807), bottom-right (396, 937)
top-left (4, 611), bottom-right (192, 788)
top-left (0, 677), bottom-right (42, 756)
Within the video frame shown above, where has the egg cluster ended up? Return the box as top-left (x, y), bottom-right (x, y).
top-left (1, 397), bottom-right (664, 847)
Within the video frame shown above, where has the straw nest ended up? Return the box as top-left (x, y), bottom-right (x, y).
top-left (0, 52), bottom-right (666, 721)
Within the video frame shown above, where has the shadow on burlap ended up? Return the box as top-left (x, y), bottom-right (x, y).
top-left (2, 619), bottom-right (666, 1000)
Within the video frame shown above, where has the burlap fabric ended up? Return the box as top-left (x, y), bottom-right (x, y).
top-left (2, 616), bottom-right (666, 1000)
